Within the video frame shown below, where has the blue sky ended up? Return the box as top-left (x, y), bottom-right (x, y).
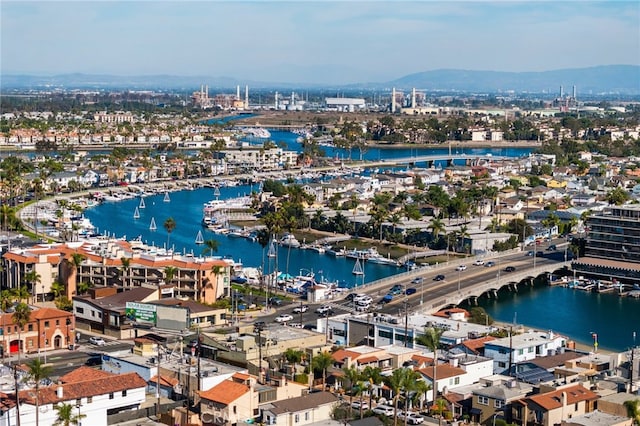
top-left (1, 1), bottom-right (638, 84)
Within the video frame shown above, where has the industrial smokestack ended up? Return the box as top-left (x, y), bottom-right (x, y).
top-left (560, 85), bottom-right (563, 98)
top-left (572, 85), bottom-right (577, 100)
top-left (245, 85), bottom-right (249, 108)
top-left (392, 88), bottom-right (396, 113)
top-left (237, 85), bottom-right (240, 99)
top-left (412, 88), bottom-right (416, 109)
top-left (275, 91), bottom-right (279, 109)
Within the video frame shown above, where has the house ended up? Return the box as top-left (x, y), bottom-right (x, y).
top-left (511, 384), bottom-right (599, 426)
top-left (561, 410), bottom-right (633, 426)
top-left (470, 375), bottom-right (533, 424)
top-left (417, 363), bottom-right (468, 400)
top-left (262, 391), bottom-right (338, 426)
top-left (484, 330), bottom-right (567, 373)
top-left (17, 369), bottom-right (147, 426)
top-left (0, 307), bottom-right (75, 357)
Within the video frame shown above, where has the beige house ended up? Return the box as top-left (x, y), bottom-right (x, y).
top-left (262, 391), bottom-right (338, 426)
top-left (511, 384), bottom-right (599, 426)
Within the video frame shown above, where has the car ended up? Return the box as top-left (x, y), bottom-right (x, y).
top-left (398, 411), bottom-right (425, 425)
top-left (411, 277), bottom-right (424, 284)
top-left (354, 295), bottom-right (373, 305)
top-left (485, 261), bottom-right (496, 267)
top-left (456, 265), bottom-right (467, 271)
top-left (351, 400), bottom-right (369, 410)
top-left (381, 294), bottom-right (394, 304)
top-left (345, 293), bottom-right (358, 302)
top-left (355, 304), bottom-right (370, 312)
top-left (88, 336), bottom-right (106, 346)
top-left (274, 314), bottom-right (293, 323)
top-left (292, 305), bottom-right (309, 313)
top-left (315, 305), bottom-right (333, 315)
top-left (526, 250), bottom-right (534, 256)
top-left (390, 285), bottom-right (403, 295)
top-left (405, 287), bottom-right (417, 295)
top-left (547, 245), bottom-right (557, 251)
top-left (434, 274), bottom-right (445, 281)
top-left (504, 266), bottom-right (516, 272)
top-left (372, 404), bottom-right (395, 416)
top-left (287, 322), bottom-right (304, 329)
top-left (85, 356), bottom-right (102, 366)
top-left (474, 259), bottom-right (485, 266)
top-left (269, 297), bottom-right (283, 306)
top-left (253, 321), bottom-right (266, 330)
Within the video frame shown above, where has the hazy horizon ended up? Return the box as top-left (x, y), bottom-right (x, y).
top-left (2, 1), bottom-right (639, 85)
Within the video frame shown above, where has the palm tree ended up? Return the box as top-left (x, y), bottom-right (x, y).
top-left (202, 239), bottom-right (219, 257)
top-left (433, 398), bottom-right (448, 426)
top-left (50, 282), bottom-right (65, 300)
top-left (401, 370), bottom-right (422, 426)
top-left (12, 285), bottom-right (31, 304)
top-left (26, 358), bottom-right (53, 426)
top-left (415, 327), bottom-right (444, 405)
top-left (624, 399), bottom-right (640, 426)
top-left (457, 225), bottom-right (470, 254)
top-left (53, 403), bottom-right (86, 426)
top-left (284, 348), bottom-right (303, 379)
top-left (362, 366), bottom-right (383, 409)
top-left (428, 217), bottom-right (445, 241)
top-left (12, 302), bottom-right (31, 363)
top-left (163, 217), bottom-right (176, 248)
top-left (24, 270), bottom-right (41, 304)
top-left (342, 366), bottom-right (361, 418)
top-left (311, 351), bottom-right (333, 391)
top-left (384, 368), bottom-right (407, 426)
top-left (120, 257), bottom-right (131, 288)
top-left (1, 289), bottom-right (15, 312)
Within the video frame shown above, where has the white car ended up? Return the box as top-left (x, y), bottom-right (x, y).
top-left (89, 336), bottom-right (106, 346)
top-left (292, 305), bottom-right (308, 313)
top-left (274, 314), bottom-right (293, 323)
top-left (351, 400), bottom-right (369, 410)
top-left (354, 294), bottom-right (373, 305)
top-left (398, 411), bottom-right (425, 425)
top-left (474, 259), bottom-right (485, 266)
top-left (456, 264), bottom-right (467, 271)
top-left (315, 305), bottom-right (333, 315)
top-left (372, 404), bottom-right (394, 416)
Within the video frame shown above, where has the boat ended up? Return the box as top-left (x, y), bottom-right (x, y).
top-left (195, 230), bottom-right (204, 245)
top-left (352, 258), bottom-right (364, 276)
top-left (163, 192), bottom-right (171, 202)
top-left (279, 234), bottom-right (301, 248)
top-left (367, 253), bottom-right (400, 266)
top-left (139, 197), bottom-right (146, 209)
top-left (346, 247), bottom-right (379, 260)
top-left (149, 217), bottom-right (157, 231)
top-left (133, 207), bottom-right (140, 219)
top-left (267, 239), bottom-right (277, 258)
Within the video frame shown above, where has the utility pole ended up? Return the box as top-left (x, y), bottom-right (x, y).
top-left (156, 341), bottom-right (161, 418)
top-left (403, 298), bottom-right (409, 348)
top-left (630, 331), bottom-right (636, 393)
top-left (508, 326), bottom-right (513, 376)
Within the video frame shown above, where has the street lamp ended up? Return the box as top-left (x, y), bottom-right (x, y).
top-left (76, 402), bottom-right (82, 426)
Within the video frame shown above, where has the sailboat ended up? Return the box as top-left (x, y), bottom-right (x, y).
top-left (352, 257), bottom-right (364, 276)
top-left (195, 230), bottom-right (204, 245)
top-left (133, 206), bottom-right (140, 219)
top-left (149, 217), bottom-right (157, 231)
top-left (139, 197), bottom-right (146, 209)
top-left (163, 192), bottom-right (171, 202)
top-left (267, 238), bottom-right (277, 258)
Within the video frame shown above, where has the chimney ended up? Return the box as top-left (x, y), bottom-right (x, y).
top-left (57, 383), bottom-right (63, 399)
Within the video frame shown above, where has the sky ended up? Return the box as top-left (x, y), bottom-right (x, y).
top-left (1, 1), bottom-right (639, 85)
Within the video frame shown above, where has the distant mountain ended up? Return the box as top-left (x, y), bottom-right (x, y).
top-left (2, 65), bottom-right (639, 94)
top-left (386, 65), bottom-right (640, 94)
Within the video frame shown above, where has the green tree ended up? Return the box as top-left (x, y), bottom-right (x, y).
top-left (12, 302), bottom-right (31, 363)
top-left (26, 358), bottom-right (54, 426)
top-left (415, 327), bottom-right (444, 404)
top-left (607, 188), bottom-right (631, 206)
top-left (53, 403), bottom-right (86, 426)
top-left (624, 399), bottom-right (640, 425)
top-left (362, 365), bottom-right (383, 409)
top-left (284, 348), bottom-right (304, 378)
top-left (342, 366), bottom-right (361, 418)
top-left (50, 281), bottom-right (65, 299)
top-left (12, 285), bottom-right (31, 303)
top-left (163, 217), bottom-right (177, 248)
top-left (383, 368), bottom-right (407, 426)
top-left (120, 257), bottom-right (131, 287)
top-left (24, 270), bottom-right (41, 304)
top-left (311, 351), bottom-right (333, 391)
top-left (202, 239), bottom-right (219, 257)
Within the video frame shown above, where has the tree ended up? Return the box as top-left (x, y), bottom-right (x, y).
top-left (607, 188), bottom-right (630, 206)
top-left (24, 270), bottom-right (41, 304)
top-left (415, 327), bottom-right (444, 404)
top-left (362, 365), bottom-right (383, 410)
top-left (384, 368), bottom-right (407, 426)
top-left (311, 351), bottom-right (333, 391)
top-left (342, 366), bottom-right (361, 418)
top-left (12, 302), bottom-right (31, 363)
top-left (120, 257), bottom-right (132, 288)
top-left (624, 399), bottom-right (640, 425)
top-left (12, 285), bottom-right (30, 304)
top-left (53, 403), bottom-right (86, 426)
top-left (1, 289), bottom-right (15, 312)
top-left (428, 217), bottom-right (445, 241)
top-left (26, 358), bottom-right (53, 426)
top-left (202, 239), bottom-right (219, 257)
top-left (284, 348), bottom-right (303, 378)
top-left (163, 217), bottom-right (177, 248)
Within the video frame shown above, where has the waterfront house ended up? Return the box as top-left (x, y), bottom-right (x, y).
top-left (484, 330), bottom-right (568, 374)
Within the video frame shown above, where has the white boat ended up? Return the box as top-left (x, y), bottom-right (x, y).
top-left (163, 192), bottom-right (171, 202)
top-left (133, 207), bottom-right (140, 219)
top-left (352, 258), bottom-right (364, 276)
top-left (267, 239), bottom-right (277, 258)
top-left (195, 230), bottom-right (204, 244)
top-left (139, 197), bottom-right (146, 209)
top-left (279, 234), bottom-right (300, 248)
top-left (367, 253), bottom-right (399, 266)
top-left (149, 217), bottom-right (157, 231)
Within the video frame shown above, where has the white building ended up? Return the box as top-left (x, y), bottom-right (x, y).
top-left (15, 368), bottom-right (147, 426)
top-left (484, 330), bottom-right (567, 373)
top-left (325, 97), bottom-right (366, 112)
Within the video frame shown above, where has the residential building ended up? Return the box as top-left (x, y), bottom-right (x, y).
top-left (484, 330), bottom-right (567, 374)
top-left (262, 391), bottom-right (338, 426)
top-left (469, 375), bottom-right (534, 424)
top-left (511, 384), bottom-right (599, 426)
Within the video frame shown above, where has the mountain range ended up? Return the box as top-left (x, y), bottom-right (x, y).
top-left (2, 65), bottom-right (639, 94)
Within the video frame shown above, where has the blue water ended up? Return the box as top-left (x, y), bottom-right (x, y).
top-left (477, 285), bottom-right (639, 352)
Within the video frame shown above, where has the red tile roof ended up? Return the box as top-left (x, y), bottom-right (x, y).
top-left (332, 349), bottom-right (360, 363)
top-left (59, 366), bottom-right (114, 383)
top-left (20, 372), bottom-right (147, 405)
top-left (524, 385), bottom-right (598, 411)
top-left (199, 380), bottom-right (249, 405)
top-left (418, 364), bottom-right (466, 380)
top-left (149, 375), bottom-right (179, 387)
top-left (357, 356), bottom-right (378, 364)
top-left (461, 336), bottom-right (496, 354)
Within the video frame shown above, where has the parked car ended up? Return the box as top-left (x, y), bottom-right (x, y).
top-left (485, 261), bottom-right (496, 267)
top-left (398, 411), bottom-right (425, 425)
top-left (456, 264), bottom-right (467, 271)
top-left (526, 250), bottom-right (534, 256)
top-left (372, 404), bottom-right (394, 416)
top-left (434, 274), bottom-right (445, 281)
top-left (411, 277), bottom-right (424, 284)
top-left (89, 336), bottom-right (106, 346)
top-left (253, 321), bottom-right (266, 329)
top-left (354, 294), bottom-right (373, 305)
top-left (345, 293), bottom-right (358, 301)
top-left (405, 287), bottom-right (417, 295)
top-left (315, 305), bottom-right (333, 315)
top-left (351, 400), bottom-right (369, 410)
top-left (269, 297), bottom-right (283, 306)
top-left (390, 284), bottom-right (403, 295)
top-left (85, 356), bottom-right (102, 366)
top-left (547, 245), bottom-right (557, 251)
top-left (274, 314), bottom-right (293, 323)
top-left (292, 305), bottom-right (308, 313)
top-left (505, 266), bottom-right (516, 272)
top-left (474, 259), bottom-right (485, 266)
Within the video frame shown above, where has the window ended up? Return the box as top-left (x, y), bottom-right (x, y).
top-left (378, 330), bottom-right (393, 339)
top-left (109, 393), bottom-right (114, 400)
top-left (495, 400), bottom-right (504, 408)
top-left (295, 414), bottom-right (299, 423)
top-left (87, 397), bottom-right (92, 403)
top-left (56, 320), bottom-right (60, 326)
top-left (28, 340), bottom-right (34, 348)
top-left (498, 362), bottom-right (506, 368)
top-left (76, 307), bottom-right (84, 314)
top-left (76, 399), bottom-right (81, 406)
top-left (454, 377), bottom-right (460, 385)
top-left (122, 390), bottom-right (127, 397)
top-left (528, 347), bottom-right (534, 353)
top-left (478, 396), bottom-right (489, 405)
top-left (305, 412), bottom-right (310, 421)
top-left (518, 349), bottom-right (524, 355)
top-left (44, 321), bottom-right (50, 328)
top-left (28, 324), bottom-right (33, 332)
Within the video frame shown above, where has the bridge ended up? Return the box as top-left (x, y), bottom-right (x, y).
top-left (375, 153), bottom-right (510, 167)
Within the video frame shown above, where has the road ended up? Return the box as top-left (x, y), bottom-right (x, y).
top-left (255, 238), bottom-right (572, 329)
